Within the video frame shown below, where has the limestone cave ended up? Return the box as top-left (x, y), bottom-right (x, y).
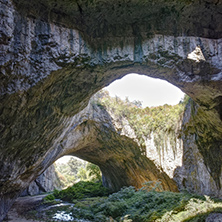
top-left (0, 0), bottom-right (222, 221)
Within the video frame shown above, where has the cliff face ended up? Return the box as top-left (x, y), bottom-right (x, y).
top-left (55, 102), bottom-right (178, 192)
top-left (1, 0), bottom-right (222, 220)
top-left (175, 100), bottom-right (222, 198)
top-left (30, 97), bottom-right (222, 199)
top-left (103, 100), bottom-right (184, 180)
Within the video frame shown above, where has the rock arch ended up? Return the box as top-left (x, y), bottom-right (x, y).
top-left (1, 0), bottom-right (222, 220)
top-left (54, 102), bottom-right (178, 192)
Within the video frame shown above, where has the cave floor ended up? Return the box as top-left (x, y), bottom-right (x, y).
top-left (3, 194), bottom-right (48, 222)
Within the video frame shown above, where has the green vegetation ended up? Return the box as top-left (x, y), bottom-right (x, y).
top-left (42, 182), bottom-right (222, 222)
top-left (48, 181), bottom-right (110, 202)
top-left (93, 90), bottom-right (189, 157)
top-left (55, 157), bottom-right (102, 188)
top-left (86, 162), bottom-right (102, 182)
top-left (55, 157), bottom-right (86, 187)
top-left (39, 92), bottom-right (221, 222)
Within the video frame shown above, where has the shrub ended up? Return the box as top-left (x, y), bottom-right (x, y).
top-left (44, 194), bottom-right (55, 201)
top-left (52, 181), bottom-right (110, 202)
top-left (44, 185), bottom-right (222, 222)
top-left (88, 187), bottom-right (222, 222)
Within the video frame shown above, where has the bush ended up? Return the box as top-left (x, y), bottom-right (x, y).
top-left (88, 187), bottom-right (222, 222)
top-left (43, 194), bottom-right (55, 203)
top-left (44, 194), bottom-right (55, 201)
top-left (44, 184), bottom-right (222, 222)
top-left (52, 181), bottom-right (110, 202)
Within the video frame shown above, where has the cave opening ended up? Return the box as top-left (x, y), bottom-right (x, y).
top-left (1, 0), bottom-right (222, 220)
top-left (16, 73), bottom-right (222, 222)
top-left (91, 73), bottom-right (187, 183)
top-left (54, 155), bottom-right (102, 189)
top-left (48, 73), bottom-right (186, 190)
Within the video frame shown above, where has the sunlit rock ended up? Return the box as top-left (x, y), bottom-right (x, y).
top-left (187, 46), bottom-right (206, 62)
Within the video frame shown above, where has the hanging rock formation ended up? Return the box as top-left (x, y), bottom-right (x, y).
top-left (0, 0), bottom-right (222, 220)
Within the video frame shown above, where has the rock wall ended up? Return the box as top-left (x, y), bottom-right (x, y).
top-left (56, 102), bottom-right (178, 192)
top-left (31, 97), bottom-right (222, 198)
top-left (145, 133), bottom-right (183, 179)
top-left (105, 103), bottom-right (183, 180)
top-left (21, 164), bottom-right (62, 196)
top-left (175, 100), bottom-right (222, 197)
top-left (1, 0), bottom-right (222, 220)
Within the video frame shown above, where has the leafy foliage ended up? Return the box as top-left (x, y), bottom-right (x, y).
top-left (86, 162), bottom-right (102, 181)
top-left (38, 182), bottom-right (222, 221)
top-left (55, 157), bottom-right (102, 187)
top-left (62, 187), bottom-right (222, 221)
top-left (52, 181), bottom-right (110, 202)
top-left (55, 157), bottom-right (87, 187)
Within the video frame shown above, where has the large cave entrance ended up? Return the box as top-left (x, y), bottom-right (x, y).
top-left (37, 73), bottom-right (189, 194)
top-left (16, 71), bottom-right (222, 221)
top-left (29, 70), bottom-right (221, 197)
top-left (1, 0), bottom-right (222, 220)
top-left (38, 74), bottom-right (186, 194)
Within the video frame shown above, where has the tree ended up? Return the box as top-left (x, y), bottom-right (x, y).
top-left (86, 163), bottom-right (102, 181)
top-left (55, 157), bottom-right (87, 187)
top-left (68, 157), bottom-right (86, 175)
top-left (77, 167), bottom-right (89, 181)
top-left (132, 100), bottom-right (142, 108)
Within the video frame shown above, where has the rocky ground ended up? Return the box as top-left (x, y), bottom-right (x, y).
top-left (3, 194), bottom-right (47, 222)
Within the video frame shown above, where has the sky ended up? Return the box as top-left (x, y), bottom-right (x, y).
top-left (104, 73), bottom-right (185, 108)
top-left (56, 155), bottom-right (83, 164)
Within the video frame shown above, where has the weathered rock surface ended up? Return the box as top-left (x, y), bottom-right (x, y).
top-left (21, 164), bottom-right (61, 196)
top-left (175, 100), bottom-right (222, 197)
top-left (206, 213), bottom-right (222, 222)
top-left (145, 133), bottom-right (183, 179)
top-left (91, 95), bottom-right (222, 198)
top-left (101, 98), bottom-right (183, 179)
top-left (0, 0), bottom-right (222, 220)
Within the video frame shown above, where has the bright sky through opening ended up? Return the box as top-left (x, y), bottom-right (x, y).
top-left (104, 73), bottom-right (185, 108)
top-left (56, 155), bottom-right (84, 164)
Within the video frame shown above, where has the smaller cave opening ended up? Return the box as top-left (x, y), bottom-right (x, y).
top-left (22, 156), bottom-right (103, 197)
top-left (54, 155), bottom-right (102, 189)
